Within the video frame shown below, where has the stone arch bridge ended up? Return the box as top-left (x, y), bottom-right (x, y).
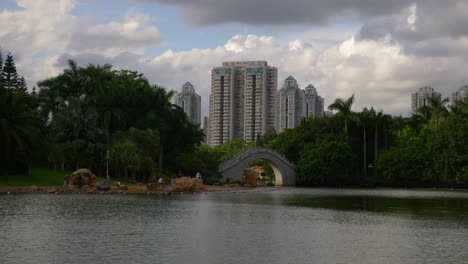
top-left (219, 147), bottom-right (296, 186)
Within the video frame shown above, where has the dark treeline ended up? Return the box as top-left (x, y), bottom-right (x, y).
top-left (264, 94), bottom-right (468, 187)
top-left (0, 51), bottom-right (203, 181)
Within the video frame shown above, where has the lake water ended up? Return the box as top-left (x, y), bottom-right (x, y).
top-left (1, 188), bottom-right (468, 264)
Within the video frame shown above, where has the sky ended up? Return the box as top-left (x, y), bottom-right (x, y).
top-left (1, 0), bottom-right (468, 117)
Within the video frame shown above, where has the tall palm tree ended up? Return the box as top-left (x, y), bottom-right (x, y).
top-left (427, 96), bottom-right (449, 134)
top-left (373, 110), bottom-right (391, 162)
top-left (357, 107), bottom-right (373, 179)
top-left (52, 96), bottom-right (101, 169)
top-left (328, 94), bottom-right (355, 139)
top-left (449, 97), bottom-right (468, 120)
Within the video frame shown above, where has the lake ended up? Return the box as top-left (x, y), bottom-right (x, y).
top-left (1, 188), bottom-right (468, 264)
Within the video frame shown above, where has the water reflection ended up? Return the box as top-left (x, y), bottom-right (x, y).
top-left (0, 188), bottom-right (467, 264)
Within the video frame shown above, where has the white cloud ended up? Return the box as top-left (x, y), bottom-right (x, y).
top-left (63, 33), bottom-right (467, 118)
top-left (2, 0), bottom-right (467, 119)
top-left (69, 9), bottom-right (161, 56)
top-left (0, 0), bottom-right (161, 84)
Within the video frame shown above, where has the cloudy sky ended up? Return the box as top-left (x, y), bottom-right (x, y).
top-left (1, 0), bottom-right (468, 117)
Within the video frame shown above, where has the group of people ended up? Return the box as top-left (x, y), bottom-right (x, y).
top-left (156, 171), bottom-right (202, 189)
top-left (175, 170), bottom-right (202, 179)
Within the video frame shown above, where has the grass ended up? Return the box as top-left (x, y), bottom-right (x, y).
top-left (0, 167), bottom-right (71, 186)
top-left (0, 166), bottom-right (134, 186)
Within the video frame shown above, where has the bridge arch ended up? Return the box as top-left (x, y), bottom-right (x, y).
top-left (219, 148), bottom-right (296, 186)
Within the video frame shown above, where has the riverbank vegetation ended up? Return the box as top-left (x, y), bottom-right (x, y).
top-left (0, 50), bottom-right (203, 183)
top-left (268, 95), bottom-right (468, 187)
top-left (1, 49), bottom-right (467, 187)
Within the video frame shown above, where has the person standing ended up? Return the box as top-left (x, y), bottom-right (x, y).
top-left (158, 177), bottom-right (165, 191)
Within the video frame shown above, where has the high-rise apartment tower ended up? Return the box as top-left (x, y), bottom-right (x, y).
top-left (452, 85), bottom-right (468, 104)
top-left (208, 61), bottom-right (277, 145)
top-left (175, 82), bottom-right (201, 125)
top-left (411, 86), bottom-right (441, 114)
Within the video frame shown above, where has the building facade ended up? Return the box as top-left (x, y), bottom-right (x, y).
top-left (276, 78), bottom-right (325, 132)
top-left (452, 85), bottom-right (468, 104)
top-left (203, 116), bottom-right (210, 144)
top-left (276, 76), bottom-right (303, 132)
top-left (208, 61), bottom-right (277, 146)
top-left (175, 82), bottom-right (201, 125)
top-left (411, 86), bottom-right (441, 114)
top-left (303, 84), bottom-right (324, 119)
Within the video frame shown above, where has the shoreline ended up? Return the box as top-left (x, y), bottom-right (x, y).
top-left (1, 185), bottom-right (467, 195)
top-left (0, 184), bottom-right (253, 195)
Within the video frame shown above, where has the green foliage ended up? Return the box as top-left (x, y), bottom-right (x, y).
top-left (1, 53), bottom-right (19, 89)
top-left (328, 94), bottom-right (355, 137)
top-left (34, 60), bottom-right (203, 181)
top-left (255, 128), bottom-right (277, 147)
top-left (377, 97), bottom-right (468, 187)
top-left (109, 127), bottom-right (159, 181)
top-left (297, 136), bottom-right (354, 186)
top-left (2, 51), bottom-right (467, 189)
top-left (215, 138), bottom-right (253, 162)
top-left (377, 129), bottom-right (432, 185)
top-left (0, 166), bottom-right (71, 186)
top-left (0, 88), bottom-right (43, 175)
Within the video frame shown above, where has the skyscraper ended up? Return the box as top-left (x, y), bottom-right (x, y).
top-left (276, 78), bottom-right (325, 132)
top-left (303, 84), bottom-right (324, 119)
top-left (452, 85), bottom-right (468, 104)
top-left (276, 76), bottom-right (303, 132)
top-left (175, 82), bottom-right (201, 125)
top-left (208, 61), bottom-right (277, 146)
top-left (203, 116), bottom-right (210, 144)
top-left (411, 86), bottom-right (441, 114)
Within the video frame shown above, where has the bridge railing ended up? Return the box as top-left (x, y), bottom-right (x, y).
top-left (219, 147), bottom-right (294, 171)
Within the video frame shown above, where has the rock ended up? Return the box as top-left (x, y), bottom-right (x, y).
top-left (116, 186), bottom-right (128, 191)
top-left (172, 177), bottom-right (205, 193)
top-left (70, 168), bottom-right (97, 186)
top-left (244, 168), bottom-right (258, 186)
top-left (147, 183), bottom-right (162, 191)
top-left (96, 181), bottom-right (110, 191)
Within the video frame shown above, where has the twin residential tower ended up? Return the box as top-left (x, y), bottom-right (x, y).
top-left (209, 61), bottom-right (278, 145)
top-left (207, 61), bottom-right (324, 146)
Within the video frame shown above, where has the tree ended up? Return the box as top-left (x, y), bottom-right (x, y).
top-left (51, 96), bottom-right (102, 170)
top-left (0, 89), bottom-right (42, 175)
top-left (328, 94), bottom-right (355, 139)
top-left (296, 136), bottom-right (354, 186)
top-left (2, 53), bottom-right (19, 89)
top-left (427, 96), bottom-right (449, 134)
top-left (0, 49), bottom-right (3, 78)
top-left (449, 97), bottom-right (468, 120)
top-left (373, 110), bottom-right (391, 162)
top-left (17, 76), bottom-right (27, 91)
top-left (357, 107), bottom-right (374, 179)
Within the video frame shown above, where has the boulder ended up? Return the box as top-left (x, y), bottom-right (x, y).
top-left (244, 168), bottom-right (257, 186)
top-left (70, 168), bottom-right (97, 186)
top-left (147, 183), bottom-right (160, 191)
top-left (96, 181), bottom-right (110, 191)
top-left (172, 177), bottom-right (204, 192)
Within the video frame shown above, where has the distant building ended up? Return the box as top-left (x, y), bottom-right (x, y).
top-left (175, 82), bottom-right (201, 125)
top-left (203, 116), bottom-right (210, 144)
top-left (303, 84), bottom-right (324, 118)
top-left (452, 85), bottom-right (468, 104)
top-left (276, 76), bottom-right (303, 132)
top-left (208, 61), bottom-right (277, 146)
top-left (411, 86), bottom-right (441, 114)
top-left (276, 77), bottom-right (325, 132)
